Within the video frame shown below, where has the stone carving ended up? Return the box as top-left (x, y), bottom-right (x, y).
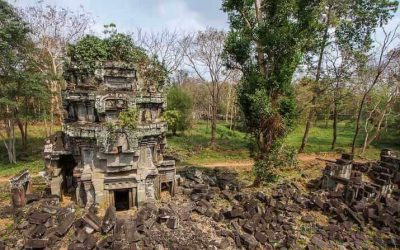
top-left (44, 61), bottom-right (176, 210)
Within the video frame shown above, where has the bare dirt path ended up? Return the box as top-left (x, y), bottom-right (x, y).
top-left (196, 153), bottom-right (339, 171)
top-left (199, 160), bottom-right (254, 170)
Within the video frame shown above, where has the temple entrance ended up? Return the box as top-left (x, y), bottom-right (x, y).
top-left (60, 155), bottom-right (77, 196)
top-left (114, 189), bottom-right (130, 211)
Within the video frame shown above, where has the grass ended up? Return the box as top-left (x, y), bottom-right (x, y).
top-left (0, 119), bottom-right (399, 177)
top-left (0, 124), bottom-right (59, 177)
top-left (285, 120), bottom-right (400, 159)
top-left (167, 120), bottom-right (251, 165)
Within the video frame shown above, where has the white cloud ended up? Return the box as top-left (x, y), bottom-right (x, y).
top-left (156, 0), bottom-right (204, 31)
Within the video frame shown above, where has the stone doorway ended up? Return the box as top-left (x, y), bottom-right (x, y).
top-left (114, 189), bottom-right (130, 211)
top-left (59, 155), bottom-right (77, 195)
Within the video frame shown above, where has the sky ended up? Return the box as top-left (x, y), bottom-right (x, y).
top-left (7, 0), bottom-right (229, 33)
top-left (6, 0), bottom-right (400, 42)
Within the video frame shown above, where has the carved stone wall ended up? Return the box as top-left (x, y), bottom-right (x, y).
top-left (44, 61), bottom-right (175, 210)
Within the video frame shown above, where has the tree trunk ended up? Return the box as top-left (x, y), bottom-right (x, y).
top-left (254, 0), bottom-right (266, 75)
top-left (299, 6), bottom-right (331, 153)
top-left (17, 119), bottom-right (28, 151)
top-left (299, 96), bottom-right (316, 153)
top-left (209, 80), bottom-right (219, 148)
top-left (351, 92), bottom-right (369, 154)
top-left (210, 101), bottom-right (217, 147)
top-left (362, 98), bottom-right (393, 153)
top-left (2, 118), bottom-right (17, 164)
top-left (331, 101), bottom-right (338, 150)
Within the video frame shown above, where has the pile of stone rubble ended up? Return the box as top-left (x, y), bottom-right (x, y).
top-left (2, 151), bottom-right (400, 249)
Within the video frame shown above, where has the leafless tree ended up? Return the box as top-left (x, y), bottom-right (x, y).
top-left (21, 3), bottom-right (92, 135)
top-left (351, 26), bottom-right (400, 154)
top-left (361, 49), bottom-right (400, 153)
top-left (325, 43), bottom-right (355, 149)
top-left (134, 29), bottom-right (187, 80)
top-left (183, 28), bottom-right (235, 147)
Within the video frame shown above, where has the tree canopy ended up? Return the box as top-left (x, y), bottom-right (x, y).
top-left (66, 24), bottom-right (167, 85)
top-left (223, 0), bottom-right (321, 182)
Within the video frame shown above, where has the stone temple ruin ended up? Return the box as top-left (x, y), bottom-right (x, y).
top-left (43, 61), bottom-right (176, 210)
top-left (320, 149), bottom-right (400, 204)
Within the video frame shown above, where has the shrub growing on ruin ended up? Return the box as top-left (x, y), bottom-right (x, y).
top-left (166, 86), bottom-right (193, 134)
top-left (119, 108), bottom-right (139, 131)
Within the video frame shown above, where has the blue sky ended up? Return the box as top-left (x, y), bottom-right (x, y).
top-left (8, 0), bottom-right (229, 33)
top-left (7, 0), bottom-right (400, 41)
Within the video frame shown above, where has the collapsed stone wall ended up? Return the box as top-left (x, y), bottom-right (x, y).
top-left (43, 61), bottom-right (176, 210)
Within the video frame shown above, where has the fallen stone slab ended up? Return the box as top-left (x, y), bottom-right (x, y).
top-left (166, 217), bottom-right (179, 229)
top-left (82, 211), bottom-right (102, 232)
top-left (102, 206), bottom-right (116, 234)
top-left (254, 231), bottom-right (268, 244)
top-left (311, 235), bottom-right (330, 249)
top-left (31, 224), bottom-right (46, 239)
top-left (240, 233), bottom-right (258, 249)
top-left (85, 234), bottom-right (97, 249)
top-left (24, 239), bottom-right (48, 249)
top-left (55, 212), bottom-right (75, 236)
top-left (28, 212), bottom-right (51, 225)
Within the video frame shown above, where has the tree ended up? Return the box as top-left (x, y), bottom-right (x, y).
top-left (134, 29), bottom-right (187, 82)
top-left (21, 3), bottom-right (92, 135)
top-left (223, 0), bottom-right (321, 183)
top-left (0, 0), bottom-right (47, 163)
top-left (66, 24), bottom-right (167, 85)
top-left (351, 28), bottom-right (400, 154)
top-left (162, 110), bottom-right (181, 135)
top-left (298, 0), bottom-right (398, 153)
top-left (324, 43), bottom-right (355, 149)
top-left (183, 28), bottom-right (233, 147)
top-left (166, 86), bottom-right (193, 135)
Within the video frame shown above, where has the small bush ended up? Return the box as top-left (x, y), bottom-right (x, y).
top-left (162, 110), bottom-right (181, 135)
top-left (119, 107), bottom-right (138, 130)
top-left (166, 86), bottom-right (193, 134)
top-left (253, 141), bottom-right (298, 183)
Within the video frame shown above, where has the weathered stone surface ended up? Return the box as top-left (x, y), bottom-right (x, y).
top-left (82, 211), bottom-right (102, 232)
top-left (102, 206), bottom-right (116, 233)
top-left (44, 60), bottom-right (176, 210)
top-left (28, 212), bottom-right (50, 225)
top-left (55, 212), bottom-right (75, 236)
top-left (24, 239), bottom-right (48, 249)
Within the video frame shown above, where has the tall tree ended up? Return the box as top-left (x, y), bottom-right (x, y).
top-left (184, 28), bottom-right (233, 147)
top-left (21, 3), bottom-right (92, 135)
top-left (298, 0), bottom-right (398, 153)
top-left (223, 0), bottom-right (320, 183)
top-left (351, 28), bottom-right (399, 154)
top-left (134, 29), bottom-right (187, 82)
top-left (0, 0), bottom-right (47, 163)
top-left (325, 43), bottom-right (354, 149)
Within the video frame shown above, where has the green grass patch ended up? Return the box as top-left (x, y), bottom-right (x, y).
top-left (285, 120), bottom-right (400, 159)
top-left (0, 119), bottom-right (399, 177)
top-left (167, 120), bottom-right (251, 165)
top-left (0, 124), bottom-right (57, 177)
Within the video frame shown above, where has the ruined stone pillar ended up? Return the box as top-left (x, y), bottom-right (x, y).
top-left (10, 187), bottom-right (26, 208)
top-left (83, 180), bottom-right (95, 210)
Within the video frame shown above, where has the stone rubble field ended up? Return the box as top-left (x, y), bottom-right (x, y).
top-left (1, 152), bottom-right (400, 249)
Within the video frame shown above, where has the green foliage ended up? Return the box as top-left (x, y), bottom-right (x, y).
top-left (335, 0), bottom-right (398, 54)
top-left (166, 86), bottom-right (193, 134)
top-left (162, 110), bottom-right (181, 135)
top-left (118, 107), bottom-right (138, 131)
top-left (65, 24), bottom-right (167, 85)
top-left (253, 140), bottom-right (298, 182)
top-left (0, 0), bottom-right (48, 162)
top-left (223, 0), bottom-right (320, 182)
